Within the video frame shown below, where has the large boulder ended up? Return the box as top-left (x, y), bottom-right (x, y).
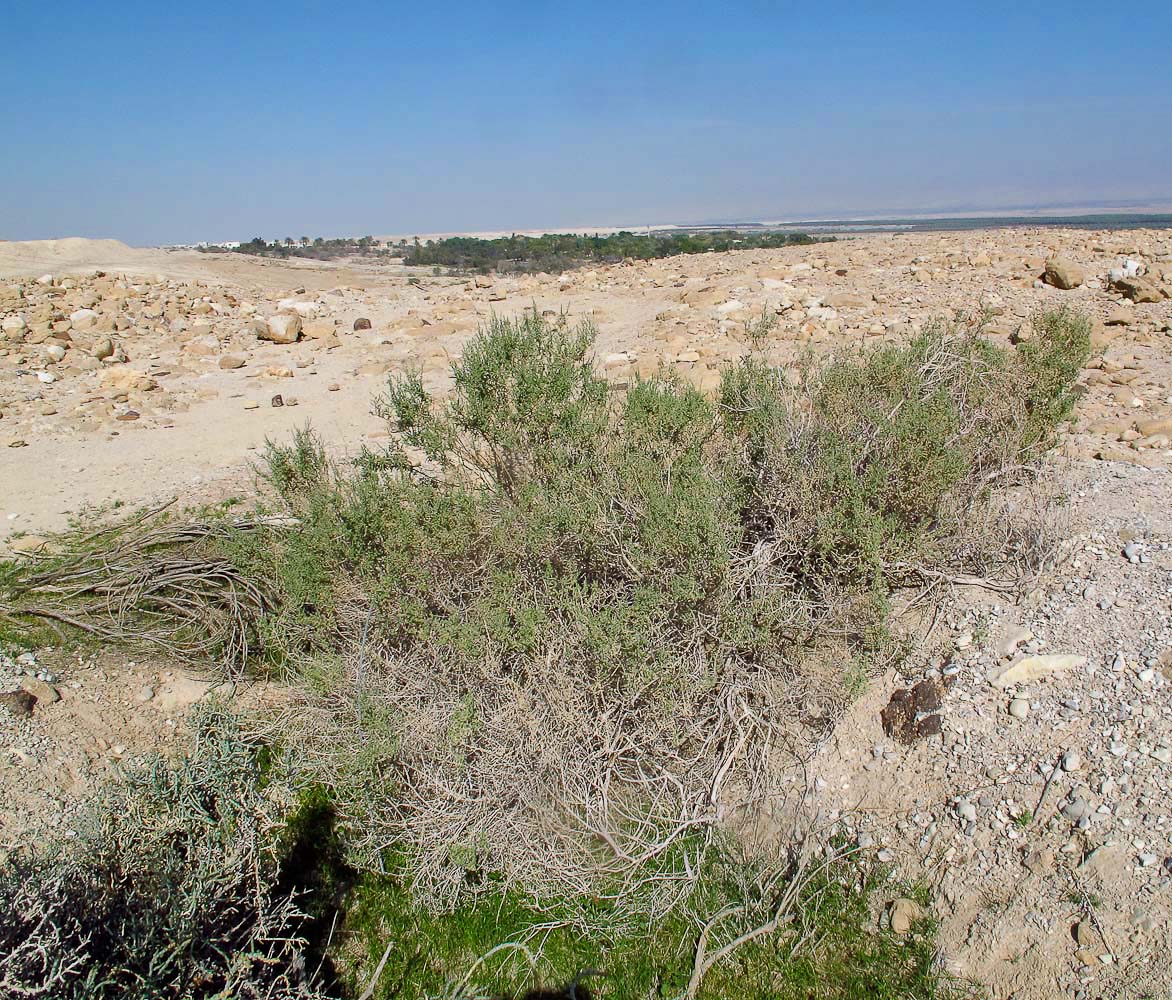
top-left (70, 307), bottom-right (100, 329)
top-left (1043, 257), bottom-right (1084, 290)
top-left (262, 313), bottom-right (302, 344)
top-left (1111, 275), bottom-right (1163, 303)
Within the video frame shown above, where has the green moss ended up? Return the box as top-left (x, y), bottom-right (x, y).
top-left (336, 855), bottom-right (970, 1000)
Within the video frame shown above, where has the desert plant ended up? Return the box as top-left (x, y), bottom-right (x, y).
top-left (720, 312), bottom-right (1089, 594)
top-left (0, 509), bottom-right (283, 675)
top-left (0, 706), bottom-right (328, 999)
top-left (0, 308), bottom-right (1089, 942)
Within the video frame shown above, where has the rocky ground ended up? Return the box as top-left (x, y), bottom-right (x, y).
top-left (1, 230), bottom-right (1171, 999)
top-left (816, 461), bottom-right (1172, 999)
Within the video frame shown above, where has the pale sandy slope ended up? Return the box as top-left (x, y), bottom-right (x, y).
top-left (0, 237), bottom-right (399, 289)
top-left (0, 238), bottom-right (164, 278)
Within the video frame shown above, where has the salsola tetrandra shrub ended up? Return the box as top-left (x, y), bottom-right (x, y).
top-left (0, 707), bottom-right (328, 1000)
top-left (0, 306), bottom-right (1089, 930)
top-left (231, 307), bottom-right (1089, 919)
top-left (720, 305), bottom-right (1090, 593)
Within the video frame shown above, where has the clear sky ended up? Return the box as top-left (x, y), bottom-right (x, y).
top-left (2, 1), bottom-right (1170, 245)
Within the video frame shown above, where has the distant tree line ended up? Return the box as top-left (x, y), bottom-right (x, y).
top-left (400, 229), bottom-right (833, 273)
top-left (201, 229), bottom-right (832, 270)
top-left (215, 236), bottom-right (388, 260)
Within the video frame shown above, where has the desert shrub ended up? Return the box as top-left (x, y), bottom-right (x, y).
top-left (1015, 305), bottom-right (1092, 449)
top-left (380, 311), bottom-right (609, 495)
top-left (720, 313), bottom-right (1089, 592)
top-left (232, 308), bottom-right (1083, 922)
top-left (0, 707), bottom-right (329, 1000)
top-left (0, 308), bottom-right (1088, 940)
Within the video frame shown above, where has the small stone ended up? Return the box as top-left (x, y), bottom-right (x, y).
top-left (19, 677), bottom-right (59, 704)
top-left (956, 799), bottom-right (978, 823)
top-left (987, 653), bottom-right (1085, 688)
top-left (327, 382), bottom-right (340, 392)
top-left (243, 400), bottom-right (259, 410)
top-left (1062, 750), bottom-right (1082, 772)
top-left (997, 626), bottom-right (1034, 659)
top-left (1008, 698), bottom-right (1030, 720)
top-left (271, 394), bottom-right (284, 407)
top-left (1111, 275), bottom-right (1162, 303)
top-left (1152, 746), bottom-right (1171, 765)
top-left (888, 898), bottom-right (926, 935)
top-left (115, 410), bottom-right (139, 421)
top-left (1024, 848), bottom-right (1054, 874)
top-left (219, 354), bottom-right (246, 370)
top-left (353, 317), bottom-right (372, 330)
top-left (1105, 306), bottom-right (1135, 327)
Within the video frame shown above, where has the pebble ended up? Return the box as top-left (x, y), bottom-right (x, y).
top-left (1008, 698), bottom-right (1030, 720)
top-left (1062, 750), bottom-right (1082, 772)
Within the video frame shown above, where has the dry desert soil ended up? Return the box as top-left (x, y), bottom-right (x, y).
top-left (2, 231), bottom-right (1172, 1000)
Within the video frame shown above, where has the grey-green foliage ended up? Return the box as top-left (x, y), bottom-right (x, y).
top-left (379, 310), bottom-right (609, 495)
top-left (0, 707), bottom-right (326, 1000)
top-left (721, 310), bottom-right (1090, 589)
top-left (241, 307), bottom-right (1088, 913)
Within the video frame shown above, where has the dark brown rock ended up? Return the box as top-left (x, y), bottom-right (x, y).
top-left (0, 689), bottom-right (36, 718)
top-left (881, 678), bottom-right (946, 744)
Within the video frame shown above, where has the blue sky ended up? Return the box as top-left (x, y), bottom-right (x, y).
top-left (2, 1), bottom-right (1169, 245)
